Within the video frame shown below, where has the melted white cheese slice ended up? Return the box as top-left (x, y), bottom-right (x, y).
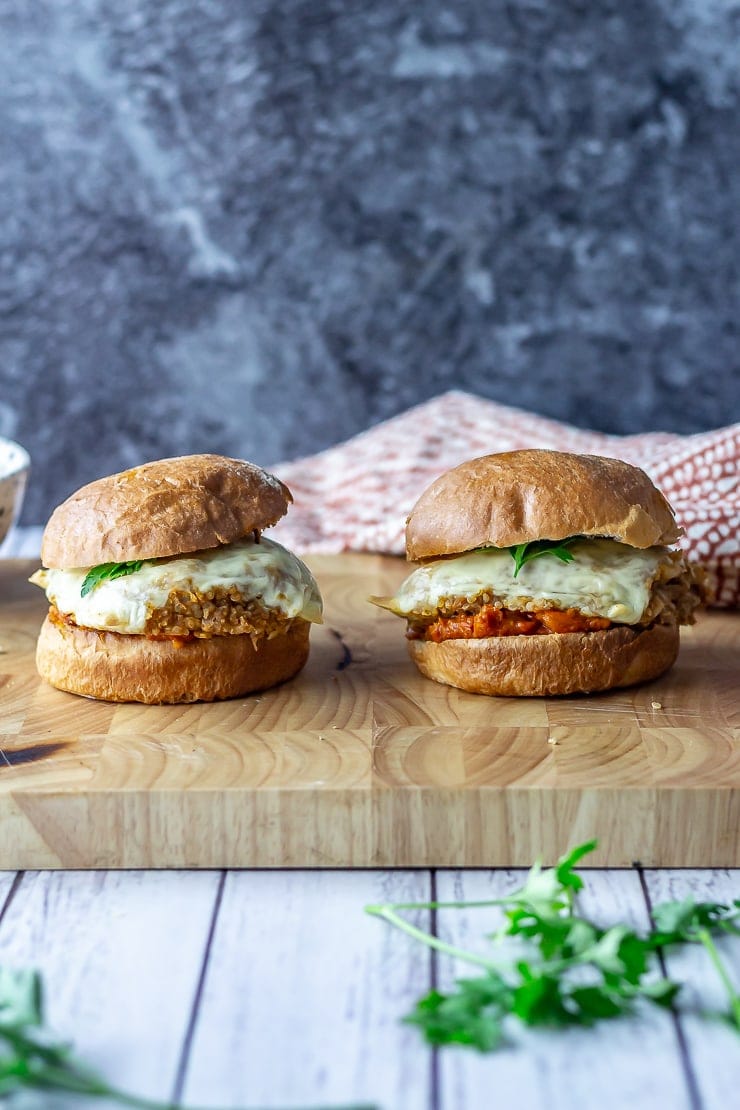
top-left (30, 537), bottom-right (323, 634)
top-left (376, 539), bottom-right (678, 625)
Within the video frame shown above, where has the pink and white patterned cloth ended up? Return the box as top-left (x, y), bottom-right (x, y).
top-left (272, 391), bottom-right (739, 608)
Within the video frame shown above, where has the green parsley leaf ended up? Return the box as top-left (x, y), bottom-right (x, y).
top-left (650, 899), bottom-right (740, 945)
top-left (554, 839), bottom-right (597, 893)
top-left (509, 539), bottom-right (577, 578)
top-left (649, 898), bottom-right (740, 1029)
top-left (0, 968), bottom-right (42, 1028)
top-left (568, 984), bottom-right (626, 1022)
top-left (512, 969), bottom-right (574, 1026)
top-left (640, 978), bottom-right (682, 1007)
top-left (405, 976), bottom-right (511, 1051)
top-left (80, 560), bottom-right (145, 598)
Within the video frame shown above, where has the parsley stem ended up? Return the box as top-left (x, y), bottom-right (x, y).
top-left (367, 898), bottom-right (507, 913)
top-left (697, 927), bottom-right (740, 1029)
top-left (365, 905), bottom-right (499, 972)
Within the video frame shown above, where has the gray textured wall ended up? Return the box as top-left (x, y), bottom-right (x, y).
top-left (2, 0), bottom-right (739, 523)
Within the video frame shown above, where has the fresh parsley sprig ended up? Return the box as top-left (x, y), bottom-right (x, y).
top-left (648, 897), bottom-right (740, 1028)
top-left (0, 966), bottom-right (376, 1108)
top-left (508, 539), bottom-right (577, 578)
top-left (80, 560), bottom-right (145, 598)
top-left (0, 966), bottom-right (161, 1106)
top-left (366, 841), bottom-right (740, 1051)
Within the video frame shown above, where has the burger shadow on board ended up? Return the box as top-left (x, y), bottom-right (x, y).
top-left (28, 455), bottom-right (324, 705)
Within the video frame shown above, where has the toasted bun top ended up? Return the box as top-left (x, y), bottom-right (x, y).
top-left (41, 454), bottom-right (293, 569)
top-left (405, 449), bottom-right (681, 561)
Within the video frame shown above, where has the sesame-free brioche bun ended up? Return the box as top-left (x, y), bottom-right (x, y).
top-left (408, 621), bottom-right (679, 697)
top-left (33, 454), bottom-right (319, 704)
top-left (406, 449), bottom-right (680, 562)
top-left (41, 454), bottom-right (292, 570)
top-left (36, 614), bottom-right (311, 704)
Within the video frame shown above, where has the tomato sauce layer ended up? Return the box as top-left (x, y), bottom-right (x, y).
top-left (409, 605), bottom-right (612, 642)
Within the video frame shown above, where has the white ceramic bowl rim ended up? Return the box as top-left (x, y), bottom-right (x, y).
top-left (0, 436), bottom-right (31, 479)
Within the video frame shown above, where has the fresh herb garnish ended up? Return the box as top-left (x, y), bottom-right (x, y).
top-left (0, 965), bottom-right (165, 1106)
top-left (0, 966), bottom-right (377, 1107)
top-left (508, 539), bottom-right (576, 578)
top-left (648, 897), bottom-right (740, 1029)
top-left (366, 841), bottom-right (740, 1051)
top-left (80, 560), bottom-right (145, 598)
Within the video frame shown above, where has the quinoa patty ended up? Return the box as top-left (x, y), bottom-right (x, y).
top-left (144, 586), bottom-right (298, 639)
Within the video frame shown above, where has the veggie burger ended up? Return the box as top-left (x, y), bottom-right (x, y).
top-left (371, 449), bottom-right (703, 696)
top-left (30, 454), bottom-right (322, 703)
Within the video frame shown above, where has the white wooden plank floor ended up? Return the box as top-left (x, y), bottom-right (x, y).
top-left (183, 871), bottom-right (432, 1109)
top-left (1, 530), bottom-right (738, 1109)
top-left (0, 865), bottom-right (736, 1110)
top-left (1, 865), bottom-right (738, 1110)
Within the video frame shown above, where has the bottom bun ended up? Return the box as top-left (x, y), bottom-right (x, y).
top-left (407, 622), bottom-right (680, 697)
top-left (36, 614), bottom-right (311, 703)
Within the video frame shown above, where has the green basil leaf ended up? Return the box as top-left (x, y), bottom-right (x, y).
top-left (509, 539), bottom-right (577, 578)
top-left (80, 560), bottom-right (145, 598)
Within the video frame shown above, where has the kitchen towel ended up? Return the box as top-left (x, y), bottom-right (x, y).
top-left (272, 391), bottom-right (739, 608)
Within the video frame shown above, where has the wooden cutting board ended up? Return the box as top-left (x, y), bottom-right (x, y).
top-left (0, 556), bottom-right (738, 869)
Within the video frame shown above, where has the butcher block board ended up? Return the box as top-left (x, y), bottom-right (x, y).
top-left (0, 556), bottom-right (738, 869)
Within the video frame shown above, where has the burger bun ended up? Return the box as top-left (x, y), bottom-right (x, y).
top-left (406, 449), bottom-right (680, 561)
top-left (407, 621), bottom-right (679, 697)
top-left (36, 615), bottom-right (311, 704)
top-left (41, 454), bottom-right (292, 570)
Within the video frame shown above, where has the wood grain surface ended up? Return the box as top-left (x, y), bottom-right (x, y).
top-left (0, 555), bottom-right (738, 869)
